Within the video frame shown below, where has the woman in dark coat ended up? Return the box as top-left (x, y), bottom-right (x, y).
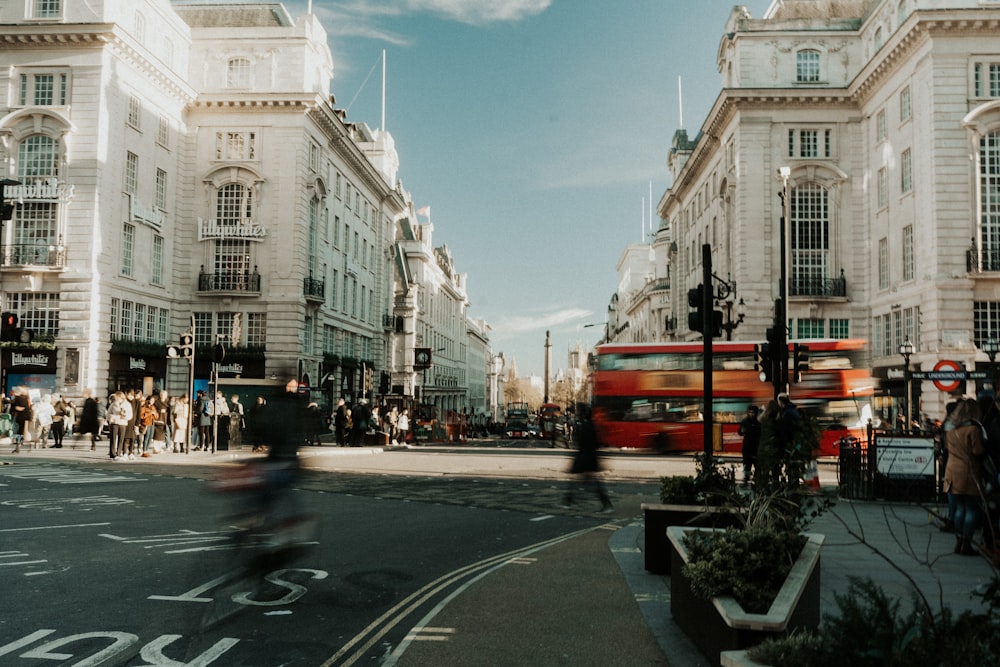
top-left (78, 390), bottom-right (101, 451)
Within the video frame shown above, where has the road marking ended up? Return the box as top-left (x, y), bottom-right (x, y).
top-left (0, 522), bottom-right (111, 533)
top-left (2, 495), bottom-right (134, 510)
top-left (530, 514), bottom-right (556, 521)
top-left (404, 627), bottom-right (456, 642)
top-left (507, 557), bottom-right (536, 565)
top-left (0, 465), bottom-right (146, 484)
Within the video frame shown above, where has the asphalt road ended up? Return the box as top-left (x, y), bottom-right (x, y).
top-left (0, 453), bottom-right (638, 666)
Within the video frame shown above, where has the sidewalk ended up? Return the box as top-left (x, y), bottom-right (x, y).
top-left (4, 440), bottom-right (998, 665)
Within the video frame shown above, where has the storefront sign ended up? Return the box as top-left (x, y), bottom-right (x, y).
top-left (130, 197), bottom-right (164, 229)
top-left (198, 218), bottom-right (267, 241)
top-left (9, 178), bottom-right (75, 202)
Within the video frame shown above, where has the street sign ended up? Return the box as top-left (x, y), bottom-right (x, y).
top-left (908, 360), bottom-right (986, 392)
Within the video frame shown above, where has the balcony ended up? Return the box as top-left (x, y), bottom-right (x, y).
top-left (790, 270), bottom-right (846, 298)
top-left (968, 246), bottom-right (1000, 273)
top-left (303, 275), bottom-right (325, 301)
top-left (198, 268), bottom-right (261, 294)
top-left (1, 243), bottom-right (66, 269)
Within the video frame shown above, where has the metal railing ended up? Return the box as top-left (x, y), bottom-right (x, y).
top-left (790, 270), bottom-right (846, 297)
top-left (303, 275), bottom-right (325, 299)
top-left (1, 243), bottom-right (66, 268)
top-left (198, 270), bottom-right (261, 293)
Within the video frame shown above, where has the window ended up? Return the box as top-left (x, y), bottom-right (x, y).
top-left (14, 202), bottom-right (58, 264)
top-left (789, 183), bottom-right (830, 296)
top-left (157, 115), bottom-right (170, 146)
top-left (18, 135), bottom-right (59, 179)
top-left (331, 269), bottom-right (338, 310)
top-left (876, 109), bottom-right (887, 142)
top-left (900, 148), bottom-right (912, 193)
top-left (134, 303), bottom-right (145, 341)
top-left (335, 172), bottom-right (342, 199)
top-left (227, 57), bottom-right (252, 89)
top-left (247, 313), bottom-right (267, 346)
top-left (152, 235), bottom-right (164, 285)
top-left (309, 141), bottom-right (320, 172)
top-left (902, 225), bottom-right (914, 281)
top-left (974, 62), bottom-right (1000, 98)
top-left (194, 312), bottom-right (212, 346)
top-left (877, 167), bottom-right (887, 209)
top-left (899, 86), bottom-right (911, 122)
top-left (796, 50), bottom-right (820, 83)
top-left (120, 301), bottom-right (132, 340)
top-left (903, 307), bottom-right (917, 350)
top-left (155, 169), bottom-right (167, 209)
top-left (879, 237), bottom-right (888, 290)
top-left (134, 12), bottom-right (146, 45)
top-left (215, 131), bottom-right (256, 160)
top-left (122, 223), bottom-right (135, 277)
top-left (829, 319), bottom-right (849, 339)
top-left (334, 215), bottom-right (341, 247)
top-left (32, 0), bottom-right (61, 19)
top-left (980, 132), bottom-right (1000, 268)
top-left (5, 292), bottom-right (59, 336)
top-left (975, 302), bottom-right (1000, 346)
top-left (127, 95), bottom-right (141, 129)
top-left (213, 183), bottom-right (254, 282)
top-left (18, 72), bottom-right (68, 106)
top-left (788, 129), bottom-right (831, 158)
top-left (796, 319), bottom-right (824, 338)
top-left (124, 152), bottom-right (137, 194)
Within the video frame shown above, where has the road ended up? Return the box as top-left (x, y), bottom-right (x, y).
top-left (0, 442), bottom-right (665, 666)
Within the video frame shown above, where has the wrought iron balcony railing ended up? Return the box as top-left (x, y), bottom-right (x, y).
top-left (967, 246), bottom-right (1000, 272)
top-left (1, 243), bottom-right (66, 268)
top-left (303, 275), bottom-right (325, 300)
top-left (790, 270), bottom-right (846, 297)
top-left (198, 269), bottom-right (261, 293)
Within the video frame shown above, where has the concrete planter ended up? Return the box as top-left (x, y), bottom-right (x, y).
top-left (641, 503), bottom-right (743, 574)
top-left (666, 526), bottom-right (824, 666)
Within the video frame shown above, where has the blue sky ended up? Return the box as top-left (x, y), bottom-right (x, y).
top-left (281, 0), bottom-right (774, 376)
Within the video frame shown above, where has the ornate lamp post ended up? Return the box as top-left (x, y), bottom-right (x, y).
top-left (899, 337), bottom-right (915, 433)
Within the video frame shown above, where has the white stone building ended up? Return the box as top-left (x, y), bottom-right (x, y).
top-left (653, 0), bottom-right (1000, 421)
top-left (0, 0), bottom-right (496, 419)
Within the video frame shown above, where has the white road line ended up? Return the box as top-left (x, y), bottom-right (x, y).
top-left (0, 522), bottom-right (111, 532)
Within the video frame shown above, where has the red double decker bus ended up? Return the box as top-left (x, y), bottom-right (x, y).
top-left (591, 339), bottom-right (875, 457)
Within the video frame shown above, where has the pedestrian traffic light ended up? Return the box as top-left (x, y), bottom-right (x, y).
top-left (792, 343), bottom-right (810, 383)
top-left (754, 342), bottom-right (772, 383)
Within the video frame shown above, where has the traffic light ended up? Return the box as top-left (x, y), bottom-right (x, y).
top-left (379, 371), bottom-right (390, 395)
top-left (687, 285), bottom-right (704, 333)
top-left (754, 342), bottom-right (772, 383)
top-left (166, 332), bottom-right (194, 359)
top-left (792, 343), bottom-right (810, 383)
top-left (1, 312), bottom-right (16, 341)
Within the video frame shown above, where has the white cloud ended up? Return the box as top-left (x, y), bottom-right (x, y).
top-left (492, 307), bottom-right (593, 338)
top-left (402, 0), bottom-right (551, 25)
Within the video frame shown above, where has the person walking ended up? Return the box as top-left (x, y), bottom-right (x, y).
top-left (561, 403), bottom-right (613, 513)
top-left (738, 405), bottom-right (762, 485)
top-left (106, 391), bottom-right (133, 460)
top-left (34, 394), bottom-right (55, 448)
top-left (11, 386), bottom-right (32, 452)
top-left (229, 394), bottom-right (245, 449)
top-left (944, 397), bottom-right (987, 556)
top-left (78, 390), bottom-right (101, 451)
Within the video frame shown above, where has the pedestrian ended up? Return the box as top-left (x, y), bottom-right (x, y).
top-left (944, 397), bottom-right (986, 556)
top-left (214, 390), bottom-right (231, 450)
top-left (739, 404), bottom-right (761, 485)
top-left (106, 391), bottom-right (133, 461)
top-left (64, 399), bottom-right (76, 437)
top-left (194, 390), bottom-right (211, 451)
top-left (561, 403), bottom-right (613, 513)
top-left (334, 398), bottom-right (349, 446)
top-left (172, 394), bottom-right (189, 453)
top-left (387, 406), bottom-right (399, 443)
top-left (125, 389), bottom-right (142, 458)
top-left (247, 395), bottom-right (266, 452)
top-left (138, 395), bottom-right (158, 455)
top-left (397, 409), bottom-right (410, 444)
top-left (51, 394), bottom-right (67, 448)
top-left (156, 390), bottom-right (172, 452)
top-left (757, 400), bottom-right (782, 489)
top-left (78, 390), bottom-right (101, 451)
top-left (11, 386), bottom-right (32, 452)
top-left (229, 394), bottom-right (245, 449)
top-left (34, 394), bottom-right (55, 448)
top-left (350, 399), bottom-right (370, 446)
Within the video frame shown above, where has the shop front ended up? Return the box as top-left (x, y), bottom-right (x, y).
top-left (108, 352), bottom-right (167, 397)
top-left (3, 348), bottom-right (57, 397)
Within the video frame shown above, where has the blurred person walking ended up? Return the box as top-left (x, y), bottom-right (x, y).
top-left (561, 403), bottom-right (613, 513)
top-left (944, 397), bottom-right (987, 556)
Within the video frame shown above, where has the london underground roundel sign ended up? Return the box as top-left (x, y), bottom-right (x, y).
top-left (932, 359), bottom-right (963, 393)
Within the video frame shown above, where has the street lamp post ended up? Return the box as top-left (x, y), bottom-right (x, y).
top-left (719, 297), bottom-right (746, 341)
top-left (899, 337), bottom-right (915, 433)
top-left (983, 337), bottom-right (999, 393)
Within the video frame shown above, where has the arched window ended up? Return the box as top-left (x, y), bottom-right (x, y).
top-left (17, 134), bottom-right (59, 179)
top-left (790, 183), bottom-right (830, 296)
top-left (227, 57), bottom-right (252, 89)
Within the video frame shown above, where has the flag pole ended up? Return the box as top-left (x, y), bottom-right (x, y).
top-left (381, 49), bottom-right (386, 131)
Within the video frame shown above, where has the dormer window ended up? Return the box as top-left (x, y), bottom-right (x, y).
top-left (796, 50), bottom-right (821, 83)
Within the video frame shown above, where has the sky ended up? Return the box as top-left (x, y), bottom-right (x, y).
top-left (278, 0), bottom-right (775, 377)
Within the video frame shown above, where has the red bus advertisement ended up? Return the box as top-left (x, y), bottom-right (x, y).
top-left (591, 339), bottom-right (875, 457)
